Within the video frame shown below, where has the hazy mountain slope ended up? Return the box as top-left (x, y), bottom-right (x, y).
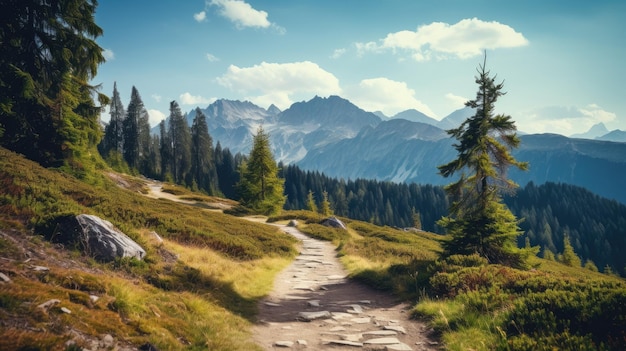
top-left (391, 109), bottom-right (439, 125)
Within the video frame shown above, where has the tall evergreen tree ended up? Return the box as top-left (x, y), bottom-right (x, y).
top-left (158, 120), bottom-right (172, 180)
top-left (190, 108), bottom-right (218, 194)
top-left (0, 0), bottom-right (107, 167)
top-left (123, 86), bottom-right (149, 170)
top-left (437, 53), bottom-right (532, 268)
top-left (168, 101), bottom-right (191, 184)
top-left (237, 126), bottom-right (285, 215)
top-left (100, 82), bottom-right (125, 156)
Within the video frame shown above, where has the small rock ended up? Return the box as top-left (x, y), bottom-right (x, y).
top-left (307, 300), bottom-right (320, 307)
top-left (359, 300), bottom-right (372, 304)
top-left (297, 311), bottom-right (331, 321)
top-left (265, 302), bottom-right (281, 307)
top-left (324, 340), bottom-right (363, 347)
top-left (384, 325), bottom-right (407, 334)
top-left (0, 272), bottom-right (11, 283)
top-left (100, 334), bottom-right (115, 348)
top-left (363, 330), bottom-right (398, 337)
top-left (287, 220), bottom-right (298, 227)
top-left (32, 266), bottom-right (49, 271)
top-left (364, 337), bottom-right (402, 345)
top-left (350, 317), bottom-right (371, 324)
top-left (89, 295), bottom-right (100, 303)
top-left (60, 307), bottom-right (72, 314)
top-left (37, 299), bottom-right (60, 310)
top-left (346, 304), bottom-right (363, 314)
top-left (274, 341), bottom-right (294, 347)
top-left (297, 339), bottom-right (307, 346)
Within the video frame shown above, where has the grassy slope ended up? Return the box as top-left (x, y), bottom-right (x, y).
top-left (2, 147), bottom-right (625, 350)
top-left (0, 147), bottom-right (297, 350)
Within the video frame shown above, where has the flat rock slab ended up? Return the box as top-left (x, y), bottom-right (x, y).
top-left (384, 325), bottom-right (407, 334)
top-left (274, 341), bottom-right (294, 347)
top-left (362, 330), bottom-right (398, 337)
top-left (324, 340), bottom-right (363, 347)
top-left (364, 337), bottom-right (402, 345)
top-left (297, 311), bottom-right (331, 321)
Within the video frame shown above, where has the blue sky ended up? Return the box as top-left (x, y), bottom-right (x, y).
top-left (93, 0), bottom-right (625, 136)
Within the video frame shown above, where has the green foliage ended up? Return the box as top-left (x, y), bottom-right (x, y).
top-left (0, 0), bottom-right (106, 168)
top-left (236, 127), bottom-right (285, 215)
top-left (559, 235), bottom-right (582, 267)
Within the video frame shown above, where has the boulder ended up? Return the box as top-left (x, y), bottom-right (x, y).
top-left (320, 216), bottom-right (347, 230)
top-left (287, 219), bottom-right (298, 227)
top-left (50, 214), bottom-right (145, 262)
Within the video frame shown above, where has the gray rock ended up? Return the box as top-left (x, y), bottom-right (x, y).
top-left (364, 337), bottom-right (402, 345)
top-left (287, 219), bottom-right (298, 227)
top-left (320, 216), bottom-right (347, 230)
top-left (37, 299), bottom-right (60, 310)
top-left (297, 311), bottom-right (331, 321)
top-left (50, 214), bottom-right (145, 262)
top-left (0, 272), bottom-right (11, 283)
top-left (274, 341), bottom-right (294, 347)
top-left (60, 307), bottom-right (72, 314)
top-left (384, 325), bottom-right (407, 334)
top-left (324, 340), bottom-right (363, 347)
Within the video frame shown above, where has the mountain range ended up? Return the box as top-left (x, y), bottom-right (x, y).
top-left (174, 96), bottom-right (626, 204)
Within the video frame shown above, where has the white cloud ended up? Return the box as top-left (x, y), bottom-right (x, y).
top-left (102, 48), bottom-right (115, 61)
top-left (194, 11), bottom-right (207, 22)
top-left (445, 93), bottom-right (469, 109)
top-left (517, 104), bottom-right (617, 135)
top-left (206, 53), bottom-right (219, 62)
top-left (151, 94), bottom-right (162, 103)
top-left (357, 18), bottom-right (528, 61)
top-left (179, 92), bottom-right (215, 105)
top-left (331, 48), bottom-right (346, 59)
top-left (209, 0), bottom-right (273, 29)
top-left (346, 77), bottom-right (437, 118)
top-left (216, 61), bottom-right (341, 109)
top-left (147, 109), bottom-right (167, 126)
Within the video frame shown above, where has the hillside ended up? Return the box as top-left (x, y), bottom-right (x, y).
top-left (1, 147), bottom-right (625, 350)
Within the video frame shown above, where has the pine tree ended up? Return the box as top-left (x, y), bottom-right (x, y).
top-left (122, 86), bottom-right (149, 171)
top-left (190, 108), bottom-right (218, 194)
top-left (101, 82), bottom-right (125, 157)
top-left (319, 190), bottom-right (333, 217)
top-left (237, 126), bottom-right (285, 215)
top-left (168, 101), bottom-right (191, 184)
top-left (306, 190), bottom-right (318, 213)
top-left (560, 234), bottom-right (582, 267)
top-left (158, 120), bottom-right (172, 180)
top-left (437, 53), bottom-right (532, 268)
top-left (0, 0), bottom-right (107, 167)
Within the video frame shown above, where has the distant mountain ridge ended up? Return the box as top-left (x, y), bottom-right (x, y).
top-left (174, 96), bottom-right (626, 204)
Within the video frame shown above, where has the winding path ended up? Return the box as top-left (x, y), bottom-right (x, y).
top-left (252, 225), bottom-right (439, 351)
top-left (140, 179), bottom-right (438, 350)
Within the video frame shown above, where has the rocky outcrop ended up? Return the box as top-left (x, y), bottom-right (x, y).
top-left (50, 214), bottom-right (145, 262)
top-left (320, 216), bottom-right (346, 230)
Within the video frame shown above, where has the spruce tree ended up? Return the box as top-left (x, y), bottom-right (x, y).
top-left (101, 82), bottom-right (125, 157)
top-left (158, 120), bottom-right (172, 181)
top-left (190, 108), bottom-right (218, 194)
top-left (168, 101), bottom-right (191, 184)
top-left (237, 126), bottom-right (285, 215)
top-left (437, 53), bottom-right (532, 268)
top-left (123, 86), bottom-right (149, 170)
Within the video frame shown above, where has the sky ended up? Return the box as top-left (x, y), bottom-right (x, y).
top-left (93, 0), bottom-right (626, 136)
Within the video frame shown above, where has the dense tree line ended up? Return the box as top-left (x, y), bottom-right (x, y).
top-left (98, 85), bottom-right (230, 196)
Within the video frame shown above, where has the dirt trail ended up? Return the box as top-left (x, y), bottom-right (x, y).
top-left (252, 225), bottom-right (439, 351)
top-left (142, 180), bottom-right (439, 350)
